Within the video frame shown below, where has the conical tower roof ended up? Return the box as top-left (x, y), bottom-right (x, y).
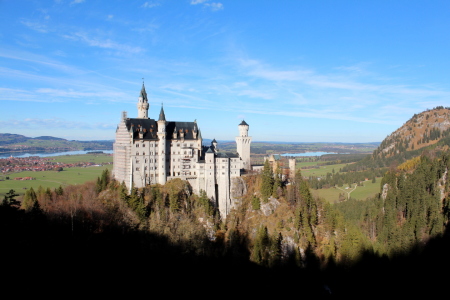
top-left (158, 105), bottom-right (166, 121)
top-left (139, 83), bottom-right (148, 102)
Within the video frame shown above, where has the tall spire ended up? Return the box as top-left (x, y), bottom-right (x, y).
top-left (139, 83), bottom-right (148, 102)
top-left (158, 104), bottom-right (166, 121)
top-left (137, 82), bottom-right (149, 119)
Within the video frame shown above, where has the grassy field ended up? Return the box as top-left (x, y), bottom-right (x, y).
top-left (0, 154), bottom-right (113, 198)
top-left (310, 178), bottom-right (382, 203)
top-left (299, 163), bottom-right (349, 177)
top-left (47, 153), bottom-right (113, 164)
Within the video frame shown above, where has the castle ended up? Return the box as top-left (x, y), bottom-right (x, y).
top-left (113, 84), bottom-right (252, 218)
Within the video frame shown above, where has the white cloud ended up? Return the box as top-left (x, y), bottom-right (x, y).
top-left (238, 90), bottom-right (273, 100)
top-left (0, 52), bottom-right (83, 75)
top-left (205, 2), bottom-right (223, 11)
top-left (190, 0), bottom-right (223, 11)
top-left (71, 0), bottom-right (85, 4)
top-left (0, 118), bottom-right (115, 130)
top-left (190, 0), bottom-right (209, 4)
top-left (142, 1), bottom-right (160, 8)
top-left (20, 20), bottom-right (48, 33)
top-left (62, 32), bottom-right (144, 54)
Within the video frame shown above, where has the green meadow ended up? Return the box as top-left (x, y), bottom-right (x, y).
top-left (298, 163), bottom-right (349, 177)
top-left (0, 154), bottom-right (113, 197)
top-left (310, 178), bottom-right (382, 203)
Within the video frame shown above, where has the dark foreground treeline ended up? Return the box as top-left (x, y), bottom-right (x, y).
top-left (2, 194), bottom-right (449, 297)
top-left (3, 149), bottom-right (450, 297)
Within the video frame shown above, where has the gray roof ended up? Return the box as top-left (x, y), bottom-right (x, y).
top-left (139, 84), bottom-right (148, 102)
top-left (239, 120), bottom-right (249, 126)
top-left (126, 118), bottom-right (199, 141)
top-left (216, 152), bottom-right (239, 158)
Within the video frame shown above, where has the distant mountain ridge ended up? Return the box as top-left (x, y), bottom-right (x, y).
top-left (0, 133), bottom-right (113, 152)
top-left (33, 136), bottom-right (67, 141)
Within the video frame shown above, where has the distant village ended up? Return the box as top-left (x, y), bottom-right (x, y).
top-left (0, 156), bottom-right (112, 179)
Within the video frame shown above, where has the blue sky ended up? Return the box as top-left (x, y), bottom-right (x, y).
top-left (1, 0), bottom-right (449, 143)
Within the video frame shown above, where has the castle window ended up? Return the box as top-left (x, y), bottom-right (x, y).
top-left (177, 144), bottom-right (180, 147)
top-left (136, 152), bottom-right (139, 155)
top-left (136, 144), bottom-right (139, 147)
top-left (143, 152), bottom-right (145, 155)
top-left (136, 167), bottom-right (140, 171)
top-left (144, 166), bottom-right (147, 170)
top-left (136, 160), bottom-right (140, 163)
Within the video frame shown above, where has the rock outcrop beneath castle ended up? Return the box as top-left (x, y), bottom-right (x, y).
top-left (113, 84), bottom-right (252, 218)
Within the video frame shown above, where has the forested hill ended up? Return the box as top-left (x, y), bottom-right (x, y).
top-left (0, 133), bottom-right (113, 151)
top-left (345, 107), bottom-right (450, 171)
top-left (374, 106), bottom-right (450, 158)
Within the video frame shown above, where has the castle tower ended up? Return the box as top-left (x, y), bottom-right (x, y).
top-left (289, 158), bottom-right (296, 179)
top-left (157, 106), bottom-right (167, 184)
top-left (137, 83), bottom-right (149, 119)
top-left (236, 120), bottom-right (252, 170)
top-left (205, 147), bottom-right (217, 206)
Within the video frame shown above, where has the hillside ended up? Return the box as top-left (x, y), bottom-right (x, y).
top-left (0, 133), bottom-right (113, 152)
top-left (373, 106), bottom-right (450, 158)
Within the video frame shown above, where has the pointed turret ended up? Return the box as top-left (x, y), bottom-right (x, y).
top-left (140, 83), bottom-right (148, 102)
top-left (137, 83), bottom-right (149, 119)
top-left (157, 104), bottom-right (167, 185)
top-left (159, 105), bottom-right (166, 121)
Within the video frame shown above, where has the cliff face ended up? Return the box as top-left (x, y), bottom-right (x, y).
top-left (373, 107), bottom-right (450, 158)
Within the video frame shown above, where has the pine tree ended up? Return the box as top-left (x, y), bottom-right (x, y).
top-left (2, 189), bottom-right (19, 208)
top-left (22, 187), bottom-right (38, 212)
top-left (272, 165), bottom-right (282, 197)
top-left (261, 159), bottom-right (274, 201)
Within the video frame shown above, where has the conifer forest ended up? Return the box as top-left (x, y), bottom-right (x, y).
top-left (3, 108), bottom-right (450, 297)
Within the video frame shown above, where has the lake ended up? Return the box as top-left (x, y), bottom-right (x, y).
top-left (0, 150), bottom-right (113, 158)
top-left (281, 152), bottom-right (338, 157)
